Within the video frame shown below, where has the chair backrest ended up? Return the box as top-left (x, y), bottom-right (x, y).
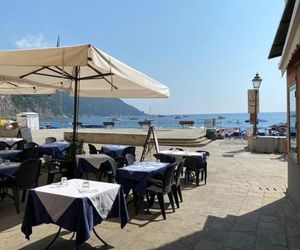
top-left (123, 146), bottom-right (136, 157)
top-left (195, 150), bottom-right (210, 159)
top-left (20, 147), bottom-right (36, 162)
top-left (174, 159), bottom-right (185, 185)
top-left (100, 160), bottom-right (116, 183)
top-left (11, 139), bottom-right (27, 150)
top-left (45, 137), bottom-right (57, 144)
top-left (153, 153), bottom-right (176, 163)
top-left (184, 156), bottom-right (205, 171)
top-left (15, 159), bottom-right (41, 189)
top-left (0, 141), bottom-right (10, 150)
top-left (169, 147), bottom-right (184, 151)
top-left (88, 144), bottom-right (98, 154)
top-left (125, 154), bottom-right (135, 166)
top-left (162, 163), bottom-right (176, 192)
top-left (24, 142), bottom-right (39, 149)
top-left (19, 126), bottom-right (33, 142)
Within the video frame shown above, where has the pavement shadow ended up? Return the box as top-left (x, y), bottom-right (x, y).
top-left (151, 195), bottom-right (300, 249)
top-left (19, 230), bottom-right (112, 249)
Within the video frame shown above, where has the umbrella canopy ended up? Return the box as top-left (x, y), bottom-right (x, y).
top-left (0, 44), bottom-right (169, 98)
top-left (0, 44), bottom-right (170, 146)
top-left (0, 75), bottom-right (57, 95)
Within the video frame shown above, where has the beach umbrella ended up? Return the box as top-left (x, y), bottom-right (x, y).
top-left (0, 44), bottom-right (170, 145)
top-left (0, 75), bottom-right (57, 95)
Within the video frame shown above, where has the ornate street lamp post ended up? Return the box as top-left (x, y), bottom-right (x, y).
top-left (252, 73), bottom-right (262, 135)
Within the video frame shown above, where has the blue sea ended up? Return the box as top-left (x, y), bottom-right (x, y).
top-left (40, 112), bottom-right (287, 130)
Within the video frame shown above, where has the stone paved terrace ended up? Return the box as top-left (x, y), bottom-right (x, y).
top-left (0, 136), bottom-right (300, 249)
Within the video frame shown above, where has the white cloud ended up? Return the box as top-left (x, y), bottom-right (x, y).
top-left (15, 34), bottom-right (51, 49)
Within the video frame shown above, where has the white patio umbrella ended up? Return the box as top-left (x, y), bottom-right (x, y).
top-left (0, 44), bottom-right (170, 144)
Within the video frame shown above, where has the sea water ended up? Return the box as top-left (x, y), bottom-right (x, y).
top-left (40, 112), bottom-right (287, 130)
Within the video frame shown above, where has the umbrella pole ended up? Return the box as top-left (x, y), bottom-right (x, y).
top-left (72, 66), bottom-right (80, 153)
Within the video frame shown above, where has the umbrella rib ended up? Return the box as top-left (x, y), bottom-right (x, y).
top-left (87, 64), bottom-right (118, 89)
top-left (6, 81), bottom-right (18, 87)
top-left (79, 73), bottom-right (113, 80)
top-left (19, 66), bottom-right (47, 78)
top-left (53, 66), bottom-right (74, 79)
top-left (31, 72), bottom-right (69, 79)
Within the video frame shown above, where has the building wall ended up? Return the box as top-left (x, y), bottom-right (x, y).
top-left (287, 47), bottom-right (300, 211)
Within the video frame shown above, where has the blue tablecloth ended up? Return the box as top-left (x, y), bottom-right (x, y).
top-left (0, 150), bottom-right (22, 161)
top-left (116, 161), bottom-right (169, 194)
top-left (101, 145), bottom-right (130, 156)
top-left (37, 142), bottom-right (69, 158)
top-left (0, 162), bottom-right (20, 175)
top-left (21, 183), bottom-right (129, 246)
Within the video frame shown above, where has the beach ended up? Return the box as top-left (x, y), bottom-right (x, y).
top-left (0, 128), bottom-right (298, 249)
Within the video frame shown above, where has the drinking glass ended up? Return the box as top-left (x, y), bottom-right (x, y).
top-left (61, 177), bottom-right (67, 186)
top-left (82, 180), bottom-right (90, 190)
top-left (5, 160), bottom-right (10, 165)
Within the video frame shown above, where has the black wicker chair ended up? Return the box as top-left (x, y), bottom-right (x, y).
top-left (153, 153), bottom-right (176, 163)
top-left (195, 150), bottom-right (210, 160)
top-left (10, 139), bottom-right (27, 150)
top-left (1, 159), bottom-right (41, 213)
top-left (8, 147), bottom-right (36, 162)
top-left (98, 160), bottom-right (116, 183)
top-left (169, 147), bottom-right (184, 151)
top-left (146, 163), bottom-right (176, 220)
top-left (45, 137), bottom-right (56, 144)
top-left (184, 156), bottom-right (207, 186)
top-left (0, 141), bottom-right (10, 150)
top-left (114, 146), bottom-right (136, 168)
top-left (125, 154), bottom-right (135, 166)
top-left (88, 144), bottom-right (101, 154)
top-left (172, 159), bottom-right (185, 208)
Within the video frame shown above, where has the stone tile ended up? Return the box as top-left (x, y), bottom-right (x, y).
top-left (193, 240), bottom-right (222, 250)
top-left (231, 220), bottom-right (257, 234)
top-left (200, 228), bottom-right (228, 244)
top-left (255, 242), bottom-right (288, 250)
top-left (288, 237), bottom-right (300, 250)
top-left (224, 232), bottom-right (256, 249)
top-left (257, 221), bottom-right (285, 233)
top-left (256, 230), bottom-right (287, 247)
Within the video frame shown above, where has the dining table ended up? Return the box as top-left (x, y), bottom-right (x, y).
top-left (0, 149), bottom-right (22, 161)
top-left (36, 141), bottom-right (69, 158)
top-left (21, 179), bottom-right (129, 248)
top-left (75, 154), bottom-right (116, 177)
top-left (159, 149), bottom-right (206, 161)
top-left (116, 161), bottom-right (169, 195)
top-left (101, 145), bottom-right (132, 157)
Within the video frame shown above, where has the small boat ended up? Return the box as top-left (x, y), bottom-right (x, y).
top-left (111, 116), bottom-right (121, 122)
top-left (217, 116), bottom-right (225, 120)
top-left (129, 116), bottom-right (138, 120)
top-left (158, 114), bottom-right (167, 118)
top-left (174, 115), bottom-right (183, 119)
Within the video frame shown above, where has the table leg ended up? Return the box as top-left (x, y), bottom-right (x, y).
top-left (45, 226), bottom-right (62, 250)
top-left (93, 228), bottom-right (109, 246)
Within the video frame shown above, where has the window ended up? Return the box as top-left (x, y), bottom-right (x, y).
top-left (289, 83), bottom-right (297, 160)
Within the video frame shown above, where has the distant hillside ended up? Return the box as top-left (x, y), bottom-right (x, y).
top-left (0, 92), bottom-right (144, 118)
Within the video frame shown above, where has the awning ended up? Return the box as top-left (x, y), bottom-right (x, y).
top-left (268, 0), bottom-right (296, 59)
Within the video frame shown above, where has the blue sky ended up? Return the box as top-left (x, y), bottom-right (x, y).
top-left (0, 0), bottom-right (286, 114)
